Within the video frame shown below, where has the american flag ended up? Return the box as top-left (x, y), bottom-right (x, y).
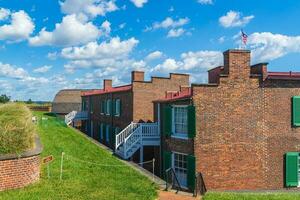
top-left (241, 29), bottom-right (248, 45)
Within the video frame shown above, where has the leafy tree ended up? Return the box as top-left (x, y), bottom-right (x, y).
top-left (26, 98), bottom-right (33, 104)
top-left (0, 94), bottom-right (10, 104)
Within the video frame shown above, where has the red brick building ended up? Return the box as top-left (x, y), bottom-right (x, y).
top-left (155, 49), bottom-right (300, 192)
top-left (78, 71), bottom-right (189, 171)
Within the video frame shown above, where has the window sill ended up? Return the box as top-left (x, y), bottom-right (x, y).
top-left (171, 134), bottom-right (188, 140)
top-left (293, 123), bottom-right (300, 127)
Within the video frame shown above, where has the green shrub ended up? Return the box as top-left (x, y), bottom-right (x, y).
top-left (0, 103), bottom-right (35, 155)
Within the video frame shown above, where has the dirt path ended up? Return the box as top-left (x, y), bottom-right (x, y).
top-left (158, 190), bottom-right (201, 200)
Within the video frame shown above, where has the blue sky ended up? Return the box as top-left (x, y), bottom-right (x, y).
top-left (1, 0), bottom-right (300, 101)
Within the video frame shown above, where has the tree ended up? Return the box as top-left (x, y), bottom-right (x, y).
top-left (0, 94), bottom-right (10, 103)
top-left (26, 99), bottom-right (33, 104)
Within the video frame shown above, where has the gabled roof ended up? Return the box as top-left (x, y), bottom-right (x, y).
top-left (81, 85), bottom-right (132, 96)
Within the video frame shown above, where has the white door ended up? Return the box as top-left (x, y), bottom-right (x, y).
top-left (173, 152), bottom-right (188, 188)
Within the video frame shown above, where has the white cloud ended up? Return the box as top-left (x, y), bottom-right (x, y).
top-left (33, 65), bottom-right (52, 73)
top-left (245, 32), bottom-right (300, 62)
top-left (153, 50), bottom-right (223, 72)
top-left (47, 52), bottom-right (58, 60)
top-left (167, 28), bottom-right (185, 38)
top-left (0, 62), bottom-right (28, 79)
top-left (146, 17), bottom-right (190, 38)
top-left (152, 17), bottom-right (189, 30)
top-left (219, 11), bottom-right (254, 28)
top-left (61, 37), bottom-right (139, 60)
top-left (130, 0), bottom-right (148, 8)
top-left (119, 23), bottom-right (126, 29)
top-left (146, 51), bottom-right (163, 61)
top-left (60, 0), bottom-right (118, 19)
top-left (29, 14), bottom-right (100, 46)
top-left (101, 20), bottom-right (111, 36)
top-left (218, 36), bottom-right (225, 43)
top-left (0, 10), bottom-right (35, 42)
top-left (0, 8), bottom-right (10, 20)
top-left (197, 0), bottom-right (213, 4)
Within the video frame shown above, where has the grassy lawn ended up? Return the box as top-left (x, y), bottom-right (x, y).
top-left (203, 192), bottom-right (300, 200)
top-left (0, 112), bottom-right (157, 200)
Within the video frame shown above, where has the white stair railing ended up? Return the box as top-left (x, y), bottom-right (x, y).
top-left (123, 126), bottom-right (142, 159)
top-left (115, 122), bottom-right (160, 159)
top-left (115, 122), bottom-right (139, 150)
top-left (65, 111), bottom-right (77, 125)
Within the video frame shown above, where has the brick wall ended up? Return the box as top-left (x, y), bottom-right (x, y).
top-left (0, 155), bottom-right (40, 191)
top-left (192, 49), bottom-right (300, 190)
top-left (132, 73), bottom-right (189, 122)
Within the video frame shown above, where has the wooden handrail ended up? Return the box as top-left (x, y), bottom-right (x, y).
top-left (194, 172), bottom-right (207, 196)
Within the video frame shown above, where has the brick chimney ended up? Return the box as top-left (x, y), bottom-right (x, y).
top-left (103, 79), bottom-right (112, 91)
top-left (131, 71), bottom-right (145, 82)
top-left (223, 49), bottom-right (251, 79)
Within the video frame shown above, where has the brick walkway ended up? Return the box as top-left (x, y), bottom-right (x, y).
top-left (158, 191), bottom-right (201, 200)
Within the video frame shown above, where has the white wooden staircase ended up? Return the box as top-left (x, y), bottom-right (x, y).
top-left (65, 111), bottom-right (88, 125)
top-left (115, 122), bottom-right (160, 159)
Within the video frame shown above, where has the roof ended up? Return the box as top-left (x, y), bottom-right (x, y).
top-left (267, 72), bottom-right (300, 80)
top-left (81, 85), bottom-right (132, 96)
top-left (52, 89), bottom-right (91, 114)
top-left (154, 88), bottom-right (192, 103)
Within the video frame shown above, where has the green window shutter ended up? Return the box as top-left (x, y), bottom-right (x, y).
top-left (187, 155), bottom-right (196, 191)
top-left (188, 105), bottom-right (196, 138)
top-left (163, 151), bottom-right (172, 179)
top-left (163, 105), bottom-right (172, 136)
top-left (286, 152), bottom-right (299, 187)
top-left (119, 100), bottom-right (122, 116)
top-left (112, 99), bottom-right (116, 115)
top-left (115, 99), bottom-right (121, 116)
top-left (103, 100), bottom-right (107, 114)
top-left (293, 96), bottom-right (300, 127)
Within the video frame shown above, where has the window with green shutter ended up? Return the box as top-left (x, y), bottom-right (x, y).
top-left (188, 105), bottom-right (196, 138)
top-left (187, 155), bottom-right (196, 191)
top-left (286, 152), bottom-right (299, 187)
top-left (105, 124), bottom-right (109, 143)
top-left (293, 96), bottom-right (300, 127)
top-left (163, 151), bottom-right (172, 179)
top-left (99, 123), bottom-right (103, 140)
top-left (163, 105), bottom-right (172, 137)
top-left (106, 99), bottom-right (112, 115)
top-left (103, 100), bottom-right (107, 114)
top-left (114, 99), bottom-right (121, 116)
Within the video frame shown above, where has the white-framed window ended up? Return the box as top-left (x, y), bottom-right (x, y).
top-left (106, 124), bottom-right (110, 143)
top-left (115, 99), bottom-right (121, 116)
top-left (172, 105), bottom-right (188, 138)
top-left (172, 152), bottom-right (188, 188)
top-left (106, 99), bottom-right (111, 115)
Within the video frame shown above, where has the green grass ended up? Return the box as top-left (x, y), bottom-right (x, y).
top-left (0, 103), bottom-right (35, 154)
top-left (0, 112), bottom-right (157, 200)
top-left (203, 192), bottom-right (300, 200)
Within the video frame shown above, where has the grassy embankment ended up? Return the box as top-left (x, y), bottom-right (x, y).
top-left (0, 109), bottom-right (157, 200)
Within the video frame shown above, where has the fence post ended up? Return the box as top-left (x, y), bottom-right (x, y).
top-left (60, 152), bottom-right (65, 181)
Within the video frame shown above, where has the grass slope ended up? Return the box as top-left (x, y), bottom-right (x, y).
top-left (203, 192), bottom-right (300, 200)
top-left (0, 112), bottom-right (157, 200)
top-left (0, 103), bottom-right (35, 154)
